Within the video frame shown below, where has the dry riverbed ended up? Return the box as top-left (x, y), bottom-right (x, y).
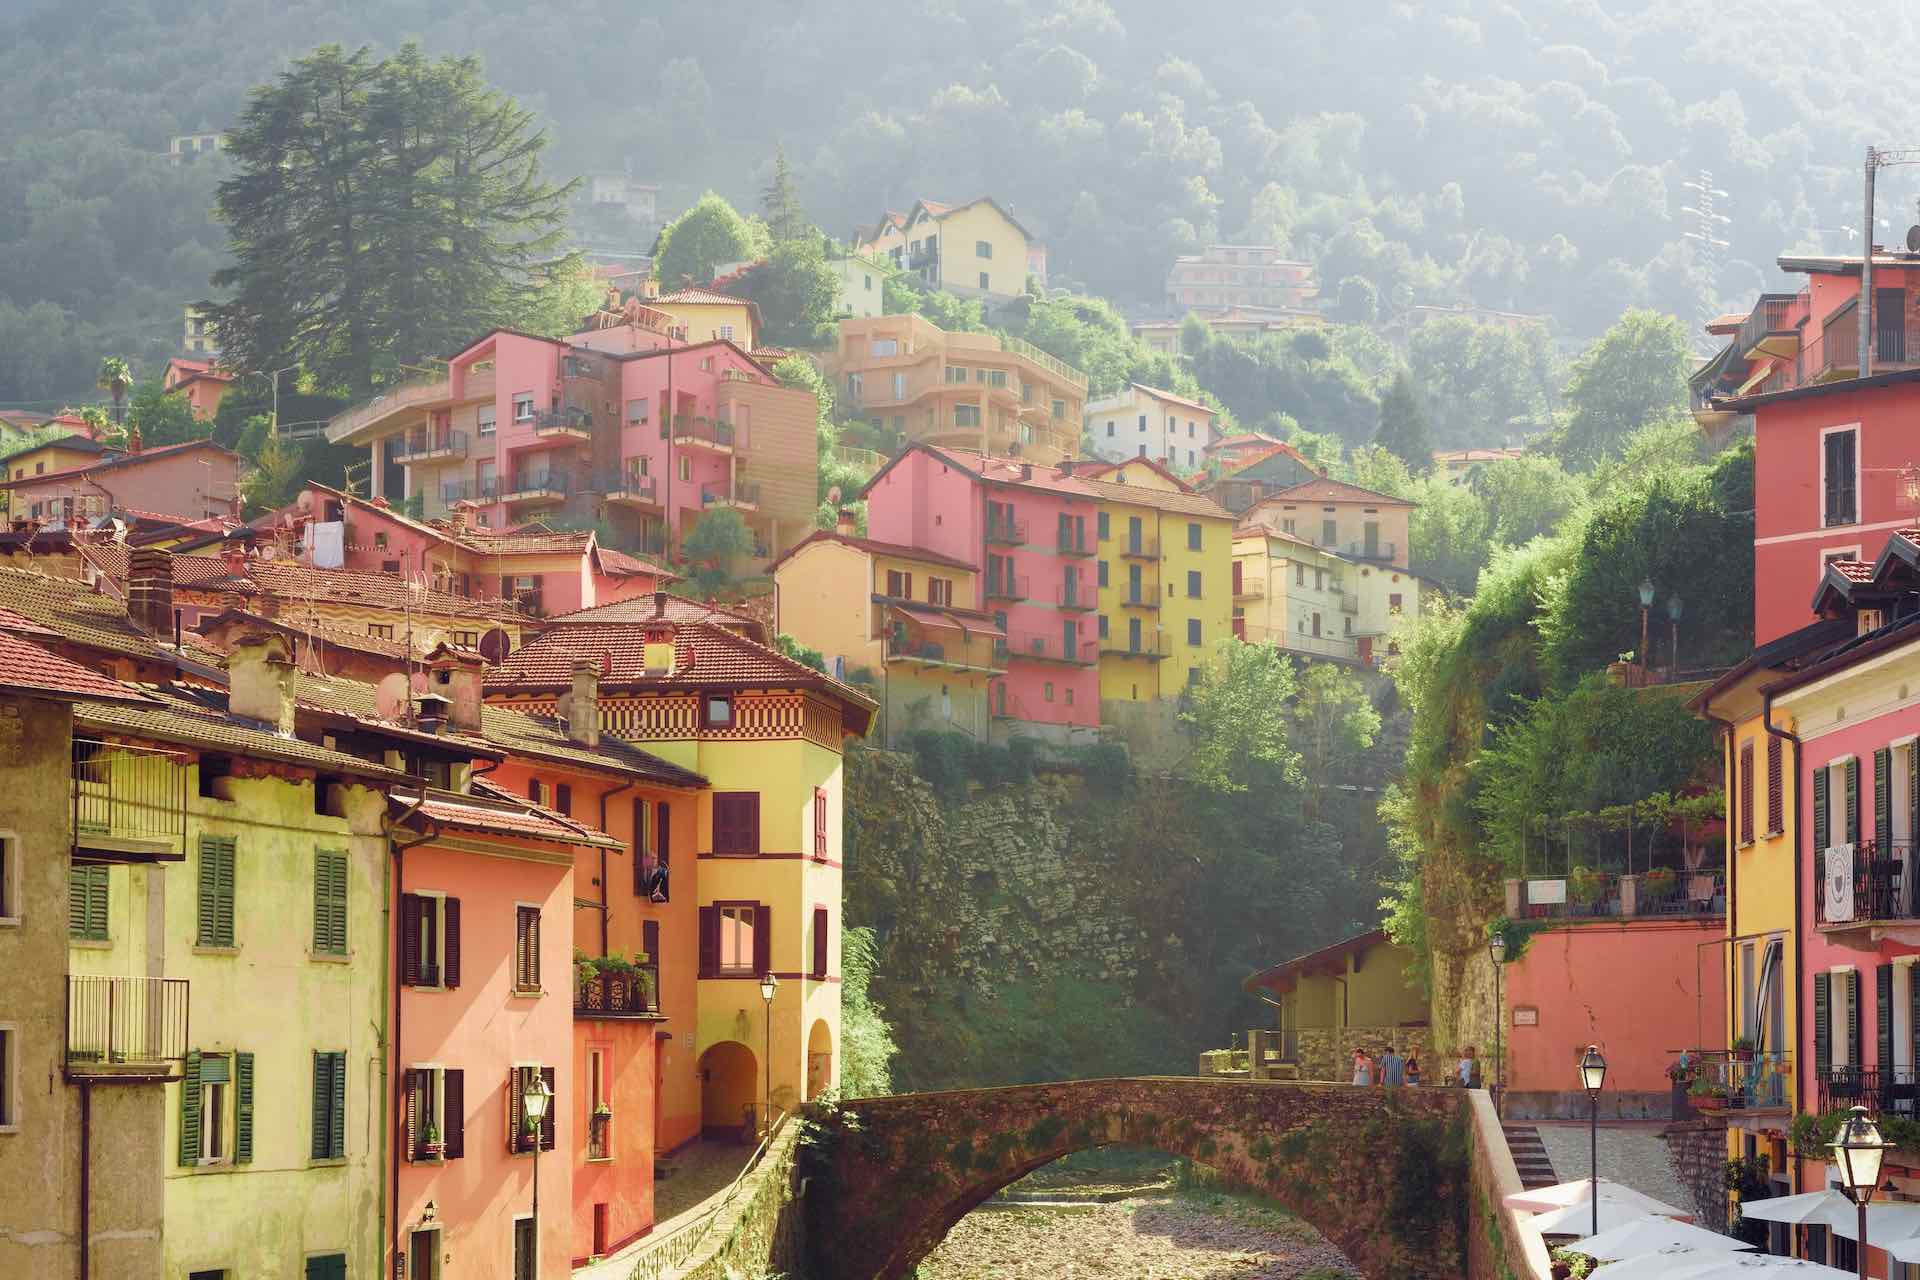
top-left (917, 1157), bottom-right (1359, 1280)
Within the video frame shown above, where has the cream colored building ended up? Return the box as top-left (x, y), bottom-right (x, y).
top-left (856, 198), bottom-right (1034, 300)
top-left (1084, 383), bottom-right (1219, 471)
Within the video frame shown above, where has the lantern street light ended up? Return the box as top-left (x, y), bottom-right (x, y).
top-left (1637, 580), bottom-right (1655, 667)
top-left (522, 1071), bottom-right (553, 1273)
top-left (1833, 1105), bottom-right (1888, 1280)
top-left (1579, 1044), bottom-right (1607, 1238)
top-left (1667, 594), bottom-right (1684, 676)
top-left (760, 972), bottom-right (779, 1137)
top-left (1488, 930), bottom-right (1507, 1116)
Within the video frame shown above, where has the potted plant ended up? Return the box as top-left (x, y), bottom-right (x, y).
top-left (1731, 1034), bottom-right (1755, 1062)
top-left (593, 1101), bottom-right (613, 1119)
top-left (1569, 865), bottom-right (1608, 911)
top-left (1644, 866), bottom-right (1677, 899)
top-left (421, 1123), bottom-right (445, 1159)
top-left (1689, 1075), bottom-right (1728, 1111)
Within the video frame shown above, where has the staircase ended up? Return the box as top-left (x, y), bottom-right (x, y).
top-left (1503, 1124), bottom-right (1558, 1190)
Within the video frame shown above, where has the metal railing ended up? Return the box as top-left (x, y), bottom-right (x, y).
top-left (1517, 871), bottom-right (1723, 920)
top-left (701, 481), bottom-right (760, 507)
top-left (1006, 630), bottom-right (1097, 666)
top-left (1343, 541), bottom-right (1398, 562)
top-left (1816, 839), bottom-right (1918, 926)
top-left (324, 374), bottom-right (451, 443)
top-left (66, 975), bottom-right (189, 1068)
top-left (831, 445), bottom-right (886, 475)
top-left (439, 479), bottom-right (498, 505)
top-left (73, 739), bottom-right (187, 859)
top-left (1055, 535), bottom-right (1095, 557)
top-left (1819, 1065), bottom-right (1920, 1118)
top-left (985, 518), bottom-right (1028, 546)
top-left (395, 429), bottom-right (468, 461)
top-left (599, 472), bottom-right (658, 503)
top-left (574, 967), bottom-right (660, 1017)
top-left (984, 573), bottom-right (1028, 601)
top-left (532, 408), bottom-right (593, 434)
top-left (1100, 634), bottom-right (1171, 659)
top-left (1119, 588), bottom-right (1160, 610)
top-left (670, 416), bottom-right (735, 448)
top-left (1055, 583), bottom-right (1096, 610)
top-left (1234, 577), bottom-right (1266, 599)
top-left (1735, 294), bottom-right (1802, 356)
top-left (1120, 537), bottom-right (1159, 560)
top-left (588, 1110), bottom-right (612, 1160)
top-left (1702, 1051), bottom-right (1791, 1111)
top-left (503, 470), bottom-right (573, 500)
top-left (997, 334), bottom-right (1090, 391)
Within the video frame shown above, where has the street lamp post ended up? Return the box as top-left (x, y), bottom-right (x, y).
top-left (1833, 1104), bottom-right (1888, 1280)
top-left (1579, 1044), bottom-right (1607, 1239)
top-left (760, 973), bottom-right (779, 1137)
top-left (1488, 930), bottom-right (1507, 1116)
top-left (1667, 595), bottom-right (1684, 677)
top-left (521, 1072), bottom-right (553, 1276)
top-left (1637, 580), bottom-right (1654, 669)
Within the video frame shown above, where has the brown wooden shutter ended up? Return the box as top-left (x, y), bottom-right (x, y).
top-left (633, 798), bottom-right (649, 894)
top-left (814, 788), bottom-right (828, 859)
top-left (443, 1069), bottom-right (465, 1160)
top-left (1739, 743), bottom-right (1754, 845)
top-left (812, 908), bottom-right (828, 979)
top-left (514, 906), bottom-right (531, 989)
top-left (1767, 736), bottom-right (1784, 835)
top-left (443, 897), bottom-right (461, 988)
top-left (399, 894), bottom-right (422, 987)
top-left (714, 794), bottom-right (737, 854)
top-left (540, 1066), bottom-right (557, 1151)
top-left (753, 904), bottom-right (772, 976)
top-left (529, 908), bottom-right (541, 989)
top-left (402, 1068), bottom-right (419, 1162)
top-left (744, 794), bottom-right (761, 854)
top-left (506, 1067), bottom-right (523, 1154)
top-left (657, 801), bottom-right (671, 869)
top-left (643, 920), bottom-right (660, 966)
top-left (555, 784), bottom-right (571, 816)
top-left (699, 906), bottom-right (718, 977)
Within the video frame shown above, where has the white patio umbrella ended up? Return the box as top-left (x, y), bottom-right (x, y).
top-left (1505, 1176), bottom-right (1691, 1217)
top-left (1570, 1213), bottom-right (1752, 1261)
top-left (1884, 1231), bottom-right (1920, 1263)
top-left (1824, 1199), bottom-right (1920, 1242)
top-left (1729, 1189), bottom-right (1854, 1227)
top-left (1594, 1250), bottom-right (1855, 1279)
top-left (1532, 1193), bottom-right (1689, 1239)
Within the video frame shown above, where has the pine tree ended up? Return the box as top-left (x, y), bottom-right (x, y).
top-left (204, 44), bottom-right (574, 397)
top-left (1373, 372), bottom-right (1433, 472)
top-left (761, 145), bottom-right (808, 245)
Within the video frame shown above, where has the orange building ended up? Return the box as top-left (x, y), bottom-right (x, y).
top-left (162, 357), bottom-right (235, 421)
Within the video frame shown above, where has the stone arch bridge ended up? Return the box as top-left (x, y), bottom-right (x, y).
top-left (806, 1076), bottom-right (1480, 1280)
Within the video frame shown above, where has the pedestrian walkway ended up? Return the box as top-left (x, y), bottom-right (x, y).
top-left (1503, 1124), bottom-right (1559, 1190)
top-left (572, 1139), bottom-right (759, 1279)
top-left (1532, 1121), bottom-right (1694, 1218)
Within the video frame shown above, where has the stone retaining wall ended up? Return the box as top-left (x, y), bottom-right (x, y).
top-left (673, 1117), bottom-right (804, 1280)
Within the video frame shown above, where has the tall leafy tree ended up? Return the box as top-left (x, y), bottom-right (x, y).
top-left (96, 356), bottom-right (132, 424)
top-left (761, 144), bottom-right (807, 245)
top-left (1181, 637), bottom-right (1302, 794)
top-left (205, 44), bottom-right (573, 397)
top-left (1558, 309), bottom-right (1691, 465)
top-left (655, 192), bottom-right (762, 289)
top-left (1373, 372), bottom-right (1433, 472)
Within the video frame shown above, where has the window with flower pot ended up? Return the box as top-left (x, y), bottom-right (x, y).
top-left (587, 1048), bottom-right (612, 1160)
top-left (402, 1064), bottom-right (463, 1161)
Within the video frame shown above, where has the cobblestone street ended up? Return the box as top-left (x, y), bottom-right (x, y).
top-left (1533, 1122), bottom-right (1696, 1216)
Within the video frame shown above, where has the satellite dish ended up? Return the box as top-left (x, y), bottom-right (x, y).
top-left (1906, 224), bottom-right (1920, 253)
top-left (375, 672), bottom-right (410, 721)
top-left (478, 628), bottom-right (510, 664)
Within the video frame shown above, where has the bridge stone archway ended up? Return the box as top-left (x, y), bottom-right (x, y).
top-left (809, 1077), bottom-right (1471, 1280)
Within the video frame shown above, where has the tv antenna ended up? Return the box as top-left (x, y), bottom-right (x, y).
top-left (1857, 146), bottom-right (1920, 377)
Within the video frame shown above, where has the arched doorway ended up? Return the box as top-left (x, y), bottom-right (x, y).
top-left (806, 1020), bottom-right (834, 1100)
top-left (698, 1041), bottom-right (759, 1141)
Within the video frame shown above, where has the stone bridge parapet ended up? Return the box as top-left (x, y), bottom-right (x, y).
top-left (807, 1076), bottom-right (1474, 1280)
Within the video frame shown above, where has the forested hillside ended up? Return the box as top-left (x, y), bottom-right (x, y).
top-left (5, 0), bottom-right (1915, 403)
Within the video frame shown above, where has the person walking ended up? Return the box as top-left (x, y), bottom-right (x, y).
top-left (1381, 1043), bottom-right (1406, 1088)
top-left (1352, 1047), bottom-right (1373, 1086)
top-left (1457, 1045), bottom-right (1477, 1088)
top-left (1406, 1053), bottom-right (1422, 1086)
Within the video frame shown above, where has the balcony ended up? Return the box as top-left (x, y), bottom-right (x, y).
top-left (1735, 293), bottom-right (1803, 360)
top-left (831, 445), bottom-right (887, 478)
top-left (907, 245), bottom-right (940, 271)
top-left (1819, 1065), bottom-right (1920, 1118)
top-left (574, 966), bottom-right (660, 1019)
top-left (1815, 839), bottom-right (1919, 932)
top-left (984, 573), bottom-right (1028, 602)
top-left (1340, 590), bottom-right (1360, 614)
top-left (1234, 577), bottom-right (1266, 600)
top-left (1691, 1051), bottom-right (1791, 1113)
top-left (1118, 589), bottom-right (1160, 611)
top-left (1119, 538), bottom-right (1159, 561)
top-left (1511, 870), bottom-right (1724, 921)
top-left (394, 429), bottom-right (468, 463)
top-left (1006, 630), bottom-right (1097, 666)
top-left (985, 518), bottom-right (1028, 547)
top-left (1056, 535), bottom-right (1096, 558)
top-left (502, 470), bottom-right (573, 506)
top-left (701, 481), bottom-right (760, 511)
top-left (1055, 583), bottom-right (1096, 611)
top-left (66, 975), bottom-right (189, 1076)
top-left (73, 739), bottom-right (187, 862)
top-left (325, 373), bottom-right (452, 445)
top-left (670, 416), bottom-right (735, 452)
top-left (439, 479), bottom-right (498, 506)
top-left (1100, 634), bottom-right (1171, 660)
top-left (885, 633), bottom-right (1006, 673)
top-left (530, 409), bottom-right (593, 442)
top-left (1343, 541), bottom-right (1398, 563)
top-left (599, 471), bottom-right (659, 508)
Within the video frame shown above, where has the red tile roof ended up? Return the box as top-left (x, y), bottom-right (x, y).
top-left (545, 594), bottom-right (764, 635)
top-left (398, 782), bottom-right (622, 849)
top-left (1257, 476), bottom-right (1416, 508)
top-left (1128, 383), bottom-right (1216, 416)
top-left (0, 631), bottom-right (155, 703)
top-left (0, 604), bottom-right (62, 638)
top-left (1217, 440), bottom-right (1318, 477)
top-left (657, 287), bottom-right (753, 307)
top-left (768, 530), bottom-right (978, 576)
top-left (595, 547), bottom-right (673, 578)
top-left (1830, 558), bottom-right (1874, 583)
top-left (0, 439), bottom-right (239, 491)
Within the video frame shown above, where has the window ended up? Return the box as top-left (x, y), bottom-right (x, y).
top-left (313, 850), bottom-right (348, 956)
top-left (976, 240), bottom-right (993, 259)
top-left (450, 630), bottom-right (478, 647)
top-left (513, 905), bottom-right (543, 993)
top-left (625, 398), bottom-right (649, 424)
top-left (813, 787), bottom-right (829, 859)
top-left (513, 394), bottom-right (535, 423)
top-left (812, 907), bottom-right (830, 978)
top-left (1389, 593), bottom-right (1403, 612)
top-left (1188, 619), bottom-right (1202, 646)
top-left (1187, 570), bottom-right (1201, 598)
top-left (514, 1217), bottom-right (537, 1280)
top-left (678, 455), bottom-right (692, 482)
top-left (409, 1229), bottom-right (442, 1280)
top-left (1739, 743), bottom-right (1756, 846)
top-left (704, 695), bottom-right (735, 729)
top-left (554, 784), bottom-right (571, 815)
top-left (0, 834), bottom-right (12, 923)
top-left (368, 623), bottom-right (395, 640)
top-left (1053, 400), bottom-right (1066, 420)
top-left (1098, 614), bottom-right (1109, 638)
top-left (69, 864), bottom-right (109, 940)
top-left (306, 1255), bottom-right (348, 1280)
top-left (1321, 519), bottom-right (1337, 546)
top-left (477, 404), bottom-right (496, 436)
top-left (1295, 563), bottom-right (1305, 586)
top-left (311, 1050), bottom-right (346, 1159)
top-left (181, 1049), bottom-right (253, 1166)
top-left (402, 1065), bottom-right (465, 1162)
top-left (1314, 569), bottom-right (1324, 591)
top-left (708, 903), bottom-right (764, 976)
top-left (399, 893), bottom-right (460, 988)
top-left (1066, 687), bottom-right (1074, 705)
top-left (892, 372), bottom-right (905, 399)
top-left (955, 405), bottom-right (980, 427)
top-left (714, 792), bottom-right (760, 855)
top-left (1824, 428), bottom-right (1858, 527)
top-left (719, 323), bottom-right (734, 341)
top-left (885, 569), bottom-right (913, 598)
top-left (871, 338), bottom-right (898, 357)
top-left (1187, 522), bottom-right (1202, 551)
top-left (928, 577), bottom-right (952, 606)
top-left (978, 272), bottom-right (990, 290)
top-left (477, 459), bottom-right (496, 499)
top-left (0, 1025), bottom-right (15, 1130)
top-left (1044, 682), bottom-right (1054, 703)
top-left (1138, 414), bottom-right (1147, 432)
top-left (1105, 422), bottom-right (1114, 437)
top-left (1097, 560), bottom-right (1109, 587)
top-left (1187, 421), bottom-right (1195, 438)
top-left (196, 836), bottom-right (236, 948)
top-left (946, 366), bottom-right (968, 383)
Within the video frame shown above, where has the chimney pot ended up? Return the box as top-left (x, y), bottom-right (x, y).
top-left (225, 631), bottom-right (297, 735)
top-left (654, 589), bottom-right (668, 619)
top-left (127, 546), bottom-right (175, 638)
top-left (1020, 462), bottom-right (1033, 480)
top-left (567, 659), bottom-right (601, 747)
top-left (835, 507), bottom-right (857, 534)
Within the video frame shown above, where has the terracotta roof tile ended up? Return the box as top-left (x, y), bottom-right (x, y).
top-left (74, 684), bottom-right (407, 779)
top-left (0, 565), bottom-right (168, 662)
top-left (1830, 558), bottom-right (1874, 583)
top-left (768, 530), bottom-right (978, 576)
top-left (399, 781), bottom-right (621, 848)
top-left (1258, 476), bottom-right (1417, 508)
top-left (0, 632), bottom-right (155, 702)
top-left (546, 594), bottom-right (764, 634)
top-left (1077, 477), bottom-right (1233, 520)
top-left (656, 287), bottom-right (752, 307)
top-left (594, 547), bottom-right (674, 578)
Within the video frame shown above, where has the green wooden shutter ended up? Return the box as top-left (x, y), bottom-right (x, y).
top-left (179, 1050), bottom-right (202, 1166)
top-left (310, 1052), bottom-right (329, 1160)
top-left (314, 850), bottom-right (347, 954)
top-left (69, 866), bottom-right (107, 941)
top-left (1877, 749), bottom-right (1893, 846)
top-left (1815, 976), bottom-right (1831, 1079)
top-left (306, 1255), bottom-right (347, 1280)
top-left (1880, 965), bottom-right (1895, 1080)
top-left (234, 1050), bottom-right (254, 1164)
top-left (1847, 758), bottom-right (1861, 845)
top-left (1814, 767), bottom-right (1831, 849)
top-left (198, 836), bottom-right (236, 947)
top-left (329, 1052), bottom-right (345, 1159)
top-left (1850, 970), bottom-right (1862, 1068)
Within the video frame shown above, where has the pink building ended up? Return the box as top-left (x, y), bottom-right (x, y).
top-left (863, 444), bottom-right (1101, 733)
top-left (324, 319), bottom-right (821, 566)
top-left (0, 438), bottom-right (240, 528)
top-left (277, 483), bottom-right (672, 618)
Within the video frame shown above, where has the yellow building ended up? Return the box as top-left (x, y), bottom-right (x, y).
top-left (5, 433), bottom-right (121, 486)
top-left (486, 616), bottom-right (878, 1123)
top-left (826, 312), bottom-right (1087, 464)
top-left (1242, 929), bottom-right (1430, 1082)
top-left (1080, 459), bottom-right (1235, 700)
top-left (652, 288), bottom-right (760, 349)
top-left (858, 198), bottom-right (1033, 300)
top-left (770, 526), bottom-right (1004, 746)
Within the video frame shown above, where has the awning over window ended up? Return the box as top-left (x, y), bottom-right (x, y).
top-left (886, 601), bottom-right (1007, 639)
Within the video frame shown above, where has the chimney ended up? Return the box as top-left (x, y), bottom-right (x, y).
top-left (447, 503), bottom-right (469, 537)
top-left (126, 424), bottom-right (143, 454)
top-left (424, 645), bottom-right (485, 732)
top-left (835, 507), bottom-right (857, 535)
top-left (565, 659), bottom-right (601, 747)
top-left (1059, 460), bottom-right (1075, 477)
top-left (225, 631), bottom-right (297, 735)
top-left (414, 692), bottom-right (450, 735)
top-left (126, 546), bottom-right (174, 638)
top-left (654, 589), bottom-right (668, 619)
top-left (1020, 462), bottom-right (1033, 480)
top-left (222, 538), bottom-right (248, 578)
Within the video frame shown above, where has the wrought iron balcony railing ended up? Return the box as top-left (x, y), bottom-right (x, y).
top-left (574, 967), bottom-right (659, 1018)
top-left (73, 739), bottom-right (187, 861)
top-left (66, 975), bottom-right (189, 1072)
top-left (1815, 839), bottom-right (1919, 927)
top-left (1819, 1065), bottom-right (1920, 1118)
